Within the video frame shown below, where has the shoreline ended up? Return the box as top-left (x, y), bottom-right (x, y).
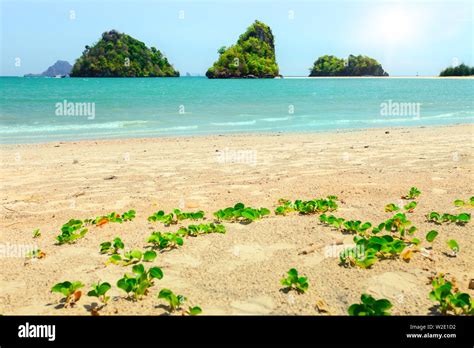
top-left (2, 122), bottom-right (472, 147)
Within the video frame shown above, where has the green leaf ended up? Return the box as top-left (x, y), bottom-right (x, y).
top-left (454, 199), bottom-right (465, 207)
top-left (384, 203), bottom-right (400, 212)
top-left (130, 250), bottom-right (143, 260)
top-left (426, 230), bottom-right (439, 243)
top-left (234, 203), bottom-right (245, 210)
top-left (100, 242), bottom-right (112, 253)
top-left (143, 250), bottom-right (157, 262)
top-left (374, 299), bottom-right (392, 313)
top-left (348, 304), bottom-right (363, 316)
top-left (149, 267), bottom-right (164, 280)
top-left (457, 213), bottom-right (470, 222)
top-left (97, 282), bottom-right (111, 296)
top-left (132, 264), bottom-right (145, 275)
top-left (117, 278), bottom-right (132, 293)
top-left (51, 281), bottom-right (70, 294)
top-left (188, 306), bottom-right (202, 315)
top-left (109, 254), bottom-right (122, 263)
top-left (447, 239), bottom-right (459, 253)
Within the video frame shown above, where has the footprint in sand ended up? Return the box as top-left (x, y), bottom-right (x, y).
top-left (365, 271), bottom-right (419, 302)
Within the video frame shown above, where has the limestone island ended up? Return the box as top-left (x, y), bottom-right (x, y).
top-left (71, 30), bottom-right (179, 77)
top-left (206, 20), bottom-right (280, 79)
top-left (309, 54), bottom-right (389, 77)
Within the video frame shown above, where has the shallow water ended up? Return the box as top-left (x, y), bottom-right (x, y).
top-left (0, 76), bottom-right (472, 144)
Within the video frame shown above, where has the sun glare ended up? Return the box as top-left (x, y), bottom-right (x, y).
top-left (364, 6), bottom-right (421, 45)
top-left (378, 9), bottom-right (414, 42)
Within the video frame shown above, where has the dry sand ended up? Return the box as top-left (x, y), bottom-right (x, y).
top-left (0, 124), bottom-right (473, 315)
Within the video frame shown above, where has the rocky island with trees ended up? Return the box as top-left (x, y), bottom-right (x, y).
top-left (206, 20), bottom-right (280, 79)
top-left (309, 54), bottom-right (389, 77)
top-left (439, 63), bottom-right (473, 76)
top-left (71, 30), bottom-right (179, 77)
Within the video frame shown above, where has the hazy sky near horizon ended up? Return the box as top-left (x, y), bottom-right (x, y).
top-left (1, 0), bottom-right (472, 76)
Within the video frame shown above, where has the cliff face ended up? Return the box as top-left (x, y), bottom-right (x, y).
top-left (206, 20), bottom-right (279, 79)
top-left (24, 60), bottom-right (72, 77)
top-left (309, 54), bottom-right (389, 77)
top-left (71, 30), bottom-right (179, 77)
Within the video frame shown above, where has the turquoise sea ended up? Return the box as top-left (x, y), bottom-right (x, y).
top-left (0, 77), bottom-right (472, 144)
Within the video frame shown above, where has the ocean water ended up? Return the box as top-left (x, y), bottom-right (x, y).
top-left (0, 76), bottom-right (472, 144)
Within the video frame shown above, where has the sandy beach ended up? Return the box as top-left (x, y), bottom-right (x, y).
top-left (0, 124), bottom-right (473, 315)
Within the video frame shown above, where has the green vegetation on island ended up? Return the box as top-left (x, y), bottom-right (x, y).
top-left (439, 63), bottom-right (474, 76)
top-left (206, 20), bottom-right (279, 79)
top-left (309, 54), bottom-right (388, 77)
top-left (71, 30), bottom-right (179, 77)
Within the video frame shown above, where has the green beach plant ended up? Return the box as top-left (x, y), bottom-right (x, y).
top-left (384, 203), bottom-right (400, 213)
top-left (148, 209), bottom-right (205, 225)
top-left (293, 197), bottom-right (338, 215)
top-left (148, 210), bottom-right (175, 225)
top-left (454, 196), bottom-right (474, 208)
top-left (122, 210), bottom-right (136, 221)
top-left (174, 209), bottom-right (205, 221)
top-left (275, 199), bottom-right (296, 215)
top-left (374, 213), bottom-right (416, 237)
top-left (429, 274), bottom-right (473, 315)
top-left (403, 201), bottom-right (417, 213)
top-left (214, 203), bottom-right (270, 222)
top-left (56, 219), bottom-right (88, 244)
top-left (87, 282), bottom-right (112, 304)
top-left (32, 229), bottom-right (41, 238)
top-left (51, 281), bottom-right (84, 307)
top-left (157, 288), bottom-right (202, 315)
top-left (342, 220), bottom-right (372, 235)
top-left (117, 264), bottom-right (163, 300)
top-left (340, 234), bottom-right (408, 268)
top-left (319, 214), bottom-right (345, 229)
top-left (275, 196), bottom-right (338, 216)
top-left (147, 231), bottom-right (184, 250)
top-left (177, 223), bottom-right (226, 237)
top-left (425, 230), bottom-right (439, 243)
top-left (348, 294), bottom-right (392, 316)
top-left (280, 268), bottom-right (309, 293)
top-left (340, 246), bottom-right (378, 269)
top-left (426, 212), bottom-right (470, 225)
top-left (85, 210), bottom-right (136, 226)
top-left (108, 249), bottom-right (157, 266)
top-left (99, 237), bottom-right (125, 254)
top-left (319, 214), bottom-right (371, 235)
top-left (446, 239), bottom-right (460, 256)
top-left (402, 187), bottom-right (421, 200)
top-left (26, 248), bottom-right (46, 260)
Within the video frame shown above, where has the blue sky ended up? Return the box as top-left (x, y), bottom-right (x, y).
top-left (1, 0), bottom-right (472, 76)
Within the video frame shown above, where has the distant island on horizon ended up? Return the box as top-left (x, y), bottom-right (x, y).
top-left (24, 60), bottom-right (72, 77)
